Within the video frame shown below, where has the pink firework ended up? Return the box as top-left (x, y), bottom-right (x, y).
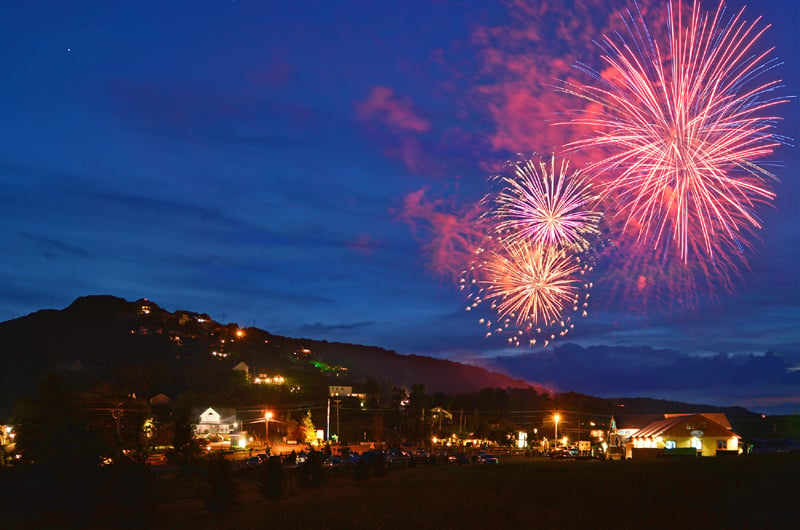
top-left (559, 0), bottom-right (789, 274)
top-left (489, 154), bottom-right (601, 251)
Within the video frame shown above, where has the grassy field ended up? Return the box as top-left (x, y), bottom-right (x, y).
top-left (155, 454), bottom-right (797, 529)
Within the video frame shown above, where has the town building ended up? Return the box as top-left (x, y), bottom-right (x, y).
top-left (628, 412), bottom-right (740, 458)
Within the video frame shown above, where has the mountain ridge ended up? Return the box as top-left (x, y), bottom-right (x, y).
top-left (0, 295), bottom-right (534, 417)
top-left (0, 295), bottom-right (768, 434)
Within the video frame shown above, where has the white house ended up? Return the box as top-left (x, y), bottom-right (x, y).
top-left (195, 407), bottom-right (238, 437)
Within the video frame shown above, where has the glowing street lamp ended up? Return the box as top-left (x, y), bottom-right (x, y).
top-left (264, 411), bottom-right (273, 446)
top-left (553, 414), bottom-right (561, 447)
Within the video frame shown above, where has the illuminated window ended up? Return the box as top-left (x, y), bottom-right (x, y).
top-left (665, 440), bottom-right (676, 449)
top-left (690, 438), bottom-right (702, 451)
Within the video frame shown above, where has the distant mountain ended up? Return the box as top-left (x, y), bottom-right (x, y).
top-left (0, 295), bottom-right (533, 418)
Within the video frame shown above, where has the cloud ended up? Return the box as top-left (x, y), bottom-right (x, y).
top-left (299, 321), bottom-right (379, 334)
top-left (106, 80), bottom-right (336, 152)
top-left (355, 87), bottom-right (431, 134)
top-left (396, 188), bottom-right (485, 279)
top-left (18, 231), bottom-right (90, 259)
top-left (473, 342), bottom-right (800, 414)
top-left (468, 0), bottom-right (669, 166)
top-left (347, 233), bottom-right (377, 256)
top-left (248, 53), bottom-right (296, 87)
top-left (354, 87), bottom-right (441, 174)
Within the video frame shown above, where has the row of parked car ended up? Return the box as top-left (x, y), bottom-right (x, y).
top-left (244, 448), bottom-right (501, 472)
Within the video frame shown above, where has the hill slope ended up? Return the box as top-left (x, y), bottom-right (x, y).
top-left (0, 295), bottom-right (533, 417)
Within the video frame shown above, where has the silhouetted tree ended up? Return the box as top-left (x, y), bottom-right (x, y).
top-left (257, 455), bottom-right (285, 500)
top-left (168, 396), bottom-right (200, 470)
top-left (203, 454), bottom-right (239, 517)
top-left (372, 411), bottom-right (385, 443)
top-left (297, 448), bottom-right (325, 489)
top-left (13, 373), bottom-right (109, 468)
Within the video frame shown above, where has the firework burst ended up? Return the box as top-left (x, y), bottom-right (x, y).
top-left (459, 154), bottom-right (601, 347)
top-left (481, 239), bottom-right (587, 327)
top-left (462, 236), bottom-right (592, 347)
top-left (559, 0), bottom-right (789, 279)
top-left (489, 155), bottom-right (602, 251)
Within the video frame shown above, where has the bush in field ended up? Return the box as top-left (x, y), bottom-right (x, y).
top-left (354, 450), bottom-right (387, 480)
top-left (257, 455), bottom-right (285, 500)
top-left (297, 449), bottom-right (325, 489)
top-left (203, 454), bottom-right (239, 517)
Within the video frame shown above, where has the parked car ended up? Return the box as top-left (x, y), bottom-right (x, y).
top-left (346, 451), bottom-right (361, 467)
top-left (245, 456), bottom-right (262, 468)
top-left (477, 453), bottom-right (498, 465)
top-left (354, 450), bottom-right (388, 479)
top-left (549, 447), bottom-right (576, 460)
top-left (455, 453), bottom-right (471, 465)
top-left (384, 448), bottom-right (412, 467)
top-left (323, 455), bottom-right (343, 470)
top-left (750, 439), bottom-right (800, 455)
top-left (412, 449), bottom-right (429, 464)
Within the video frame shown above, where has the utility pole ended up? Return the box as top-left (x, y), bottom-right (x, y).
top-left (111, 403), bottom-right (123, 443)
top-left (335, 398), bottom-right (341, 439)
top-left (326, 398), bottom-right (331, 441)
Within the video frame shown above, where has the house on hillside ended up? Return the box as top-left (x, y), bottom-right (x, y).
top-left (628, 413), bottom-right (740, 458)
top-left (329, 385), bottom-right (367, 406)
top-left (195, 407), bottom-right (238, 437)
top-left (232, 361), bottom-right (250, 378)
top-left (149, 393), bottom-right (171, 407)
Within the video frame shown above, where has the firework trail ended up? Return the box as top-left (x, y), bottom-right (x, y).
top-left (489, 154), bottom-right (601, 251)
top-left (558, 0), bottom-right (789, 286)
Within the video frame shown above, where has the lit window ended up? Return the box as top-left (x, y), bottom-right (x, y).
top-left (690, 438), bottom-right (702, 451)
top-left (665, 440), bottom-right (676, 449)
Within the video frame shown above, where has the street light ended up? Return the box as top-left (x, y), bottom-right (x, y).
top-left (264, 411), bottom-right (273, 446)
top-left (554, 414), bottom-right (561, 447)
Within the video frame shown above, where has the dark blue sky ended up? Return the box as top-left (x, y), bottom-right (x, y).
top-left (1, 0), bottom-right (797, 414)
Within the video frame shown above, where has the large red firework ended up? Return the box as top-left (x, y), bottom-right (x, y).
top-left (559, 0), bottom-right (789, 282)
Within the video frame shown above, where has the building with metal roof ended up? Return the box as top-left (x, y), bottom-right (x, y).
top-left (629, 412), bottom-right (740, 458)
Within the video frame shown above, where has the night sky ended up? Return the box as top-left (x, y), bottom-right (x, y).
top-left (2, 0), bottom-right (797, 414)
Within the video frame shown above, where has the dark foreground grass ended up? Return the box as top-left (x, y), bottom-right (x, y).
top-left (156, 455), bottom-right (797, 529)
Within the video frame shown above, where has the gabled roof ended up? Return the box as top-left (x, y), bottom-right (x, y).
top-left (633, 415), bottom-right (690, 438)
top-left (149, 393), bottom-right (171, 405)
top-left (196, 406), bottom-right (237, 423)
top-left (664, 412), bottom-right (731, 430)
top-left (633, 413), bottom-right (739, 439)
